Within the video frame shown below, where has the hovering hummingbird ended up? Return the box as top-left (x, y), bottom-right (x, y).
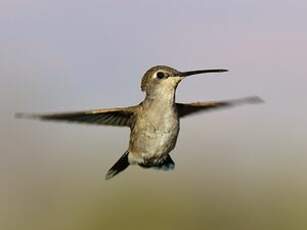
top-left (16, 65), bottom-right (262, 180)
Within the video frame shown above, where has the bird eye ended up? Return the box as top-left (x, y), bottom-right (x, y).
top-left (156, 71), bottom-right (165, 79)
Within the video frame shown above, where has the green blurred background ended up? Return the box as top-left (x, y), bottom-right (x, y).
top-left (2, 1), bottom-right (307, 229)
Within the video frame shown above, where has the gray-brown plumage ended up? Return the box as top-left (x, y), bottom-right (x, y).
top-left (16, 65), bottom-right (263, 179)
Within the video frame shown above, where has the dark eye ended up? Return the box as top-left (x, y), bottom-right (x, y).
top-left (156, 72), bottom-right (165, 79)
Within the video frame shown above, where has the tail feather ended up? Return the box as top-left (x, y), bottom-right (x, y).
top-left (105, 151), bottom-right (129, 180)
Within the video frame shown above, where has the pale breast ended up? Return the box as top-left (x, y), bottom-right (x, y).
top-left (129, 105), bottom-right (179, 159)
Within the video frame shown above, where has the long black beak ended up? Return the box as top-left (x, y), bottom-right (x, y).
top-left (181, 69), bottom-right (228, 77)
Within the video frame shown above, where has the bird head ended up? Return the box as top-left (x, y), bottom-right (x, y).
top-left (141, 65), bottom-right (228, 96)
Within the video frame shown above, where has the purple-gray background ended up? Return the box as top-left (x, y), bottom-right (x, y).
top-left (2, 1), bottom-right (307, 229)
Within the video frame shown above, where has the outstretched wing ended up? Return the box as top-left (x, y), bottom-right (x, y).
top-left (176, 96), bottom-right (263, 118)
top-left (15, 106), bottom-right (137, 127)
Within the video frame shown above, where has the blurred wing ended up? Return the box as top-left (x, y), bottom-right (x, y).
top-left (176, 96), bottom-right (263, 118)
top-left (15, 106), bottom-right (137, 127)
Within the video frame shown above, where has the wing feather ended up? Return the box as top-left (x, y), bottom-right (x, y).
top-left (15, 106), bottom-right (137, 127)
top-left (177, 96), bottom-right (263, 118)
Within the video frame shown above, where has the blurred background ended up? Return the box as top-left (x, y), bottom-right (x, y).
top-left (1, 0), bottom-right (307, 229)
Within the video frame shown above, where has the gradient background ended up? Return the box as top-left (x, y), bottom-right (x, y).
top-left (2, 1), bottom-right (307, 229)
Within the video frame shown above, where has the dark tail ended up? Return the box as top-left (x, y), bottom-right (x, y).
top-left (105, 151), bottom-right (129, 180)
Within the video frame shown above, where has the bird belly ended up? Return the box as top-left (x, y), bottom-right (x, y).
top-left (146, 129), bottom-right (178, 154)
top-left (129, 116), bottom-right (179, 163)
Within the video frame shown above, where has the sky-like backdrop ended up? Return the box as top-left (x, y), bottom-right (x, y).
top-left (2, 1), bottom-right (307, 229)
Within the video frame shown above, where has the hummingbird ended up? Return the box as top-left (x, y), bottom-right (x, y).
top-left (16, 65), bottom-right (262, 180)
